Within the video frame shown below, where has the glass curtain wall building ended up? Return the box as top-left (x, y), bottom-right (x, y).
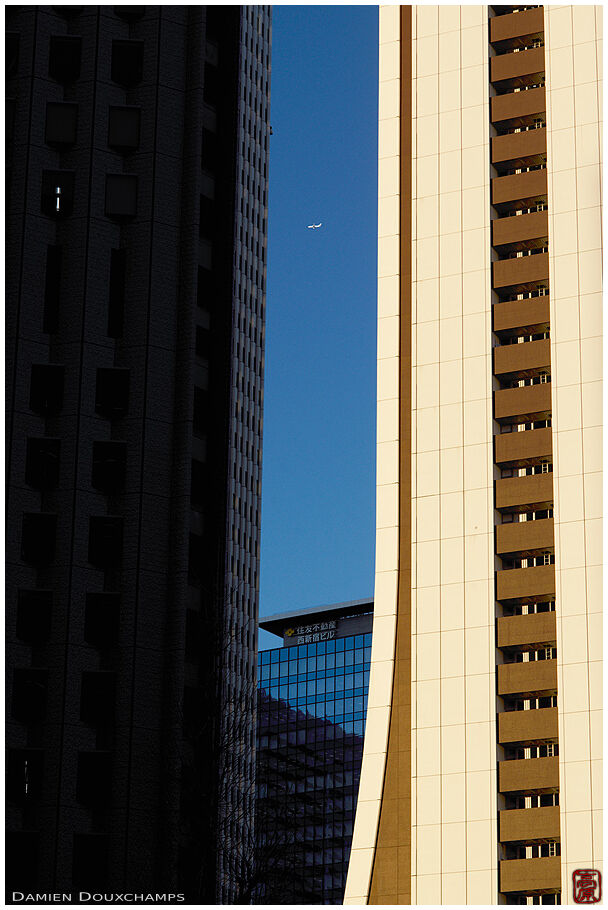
top-left (255, 600), bottom-right (373, 904)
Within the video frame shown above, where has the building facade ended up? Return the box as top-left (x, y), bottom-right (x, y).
top-left (345, 5), bottom-right (601, 906)
top-left (6, 5), bottom-right (270, 903)
top-left (256, 600), bottom-right (373, 904)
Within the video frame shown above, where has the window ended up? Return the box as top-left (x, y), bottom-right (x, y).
top-left (201, 128), bottom-right (218, 170)
top-left (6, 832), bottom-right (40, 893)
top-left (45, 102), bottom-right (78, 146)
top-left (190, 459), bottom-right (208, 507)
top-left (199, 194), bottom-right (215, 239)
top-left (91, 440), bottom-right (126, 492)
top-left (196, 325), bottom-right (211, 359)
top-left (108, 106), bottom-right (140, 151)
top-left (105, 174), bottom-right (137, 219)
top-left (43, 245), bottom-right (62, 333)
top-left (88, 516), bottom-right (123, 568)
top-left (193, 387), bottom-right (209, 437)
top-left (6, 32), bottom-right (19, 78)
top-left (21, 513), bottom-right (57, 565)
top-left (7, 749), bottom-right (44, 804)
top-left (203, 63), bottom-right (218, 105)
top-left (16, 590), bottom-right (53, 643)
top-left (80, 672), bottom-right (116, 724)
top-left (25, 437), bottom-right (61, 489)
top-left (95, 367), bottom-right (130, 418)
top-left (12, 668), bottom-right (48, 721)
top-left (111, 39), bottom-right (143, 86)
top-left (76, 752), bottom-right (112, 806)
top-left (72, 834), bottom-right (110, 889)
top-left (48, 35), bottom-right (82, 83)
top-left (197, 265), bottom-right (213, 307)
top-left (113, 6), bottom-right (146, 21)
top-left (41, 170), bottom-right (75, 218)
top-left (84, 592), bottom-right (120, 647)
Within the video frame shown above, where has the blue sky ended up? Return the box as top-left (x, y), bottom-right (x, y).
top-left (258, 6), bottom-right (379, 649)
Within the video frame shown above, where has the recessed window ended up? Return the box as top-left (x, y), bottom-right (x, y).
top-left (21, 513), bottom-right (57, 565)
top-left (7, 749), bottom-right (44, 804)
top-left (16, 590), bottom-right (53, 643)
top-left (107, 248), bottom-right (126, 337)
top-left (95, 367), bottom-right (130, 418)
top-left (113, 6), bottom-right (146, 21)
top-left (72, 834), bottom-right (110, 890)
top-left (25, 437), bottom-right (61, 489)
top-left (193, 387), bottom-right (209, 437)
top-left (105, 174), bottom-right (137, 219)
top-left (190, 459), bottom-right (208, 508)
top-left (6, 32), bottom-right (19, 78)
top-left (111, 39), bottom-right (143, 87)
top-left (84, 592), bottom-right (120, 647)
top-left (41, 170), bottom-right (75, 218)
top-left (92, 440), bottom-right (127, 492)
top-left (30, 364), bottom-right (64, 415)
top-left (203, 63), bottom-right (218, 105)
top-left (53, 6), bottom-right (84, 18)
top-left (45, 102), bottom-right (78, 146)
top-left (12, 668), bottom-right (48, 721)
top-left (43, 245), bottom-right (62, 334)
top-left (80, 672), bottom-right (115, 725)
top-left (88, 516), bottom-right (123, 568)
top-left (197, 265), bottom-right (213, 308)
top-left (201, 128), bottom-right (218, 170)
top-left (76, 751), bottom-right (112, 806)
top-left (199, 194), bottom-right (215, 239)
top-left (49, 35), bottom-right (82, 83)
top-left (196, 325), bottom-right (211, 359)
top-left (6, 832), bottom-right (40, 893)
top-left (108, 106), bottom-right (140, 151)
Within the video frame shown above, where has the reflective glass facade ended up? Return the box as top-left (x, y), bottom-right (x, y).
top-left (256, 621), bottom-right (372, 904)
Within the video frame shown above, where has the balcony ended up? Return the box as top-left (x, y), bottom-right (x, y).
top-left (492, 169), bottom-right (547, 207)
top-left (493, 253), bottom-right (549, 291)
top-left (500, 806), bottom-right (560, 843)
top-left (490, 8), bottom-right (544, 45)
top-left (497, 612), bottom-right (556, 650)
top-left (495, 428), bottom-right (552, 467)
top-left (496, 517), bottom-right (554, 555)
top-left (492, 211), bottom-right (548, 248)
top-left (491, 87), bottom-right (546, 127)
top-left (497, 564), bottom-right (555, 601)
top-left (495, 473), bottom-right (553, 510)
top-left (491, 47), bottom-right (545, 84)
top-left (494, 339), bottom-right (550, 377)
top-left (494, 384), bottom-right (551, 422)
top-left (500, 857), bottom-right (561, 894)
top-left (499, 756), bottom-right (559, 793)
top-left (497, 659), bottom-right (557, 697)
top-left (492, 128), bottom-right (547, 167)
top-left (498, 707), bottom-right (558, 745)
top-left (493, 297), bottom-right (550, 336)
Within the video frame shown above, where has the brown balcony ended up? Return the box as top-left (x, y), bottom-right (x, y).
top-left (492, 211), bottom-right (548, 248)
top-left (497, 564), bottom-right (555, 601)
top-left (491, 47), bottom-right (545, 84)
top-left (494, 384), bottom-right (551, 422)
top-left (495, 473), bottom-right (553, 511)
top-left (497, 659), bottom-right (557, 697)
top-left (500, 806), bottom-right (560, 843)
top-left (492, 128), bottom-right (547, 167)
top-left (490, 8), bottom-right (544, 45)
top-left (498, 707), bottom-right (558, 745)
top-left (499, 756), bottom-right (559, 793)
top-left (491, 87), bottom-right (546, 126)
top-left (495, 428), bottom-right (552, 466)
top-left (494, 338), bottom-right (551, 376)
top-left (492, 169), bottom-right (547, 206)
top-left (500, 857), bottom-right (561, 894)
top-left (493, 298), bottom-right (550, 335)
top-left (498, 611), bottom-right (556, 650)
top-left (493, 253), bottom-right (549, 291)
top-left (496, 517), bottom-right (554, 555)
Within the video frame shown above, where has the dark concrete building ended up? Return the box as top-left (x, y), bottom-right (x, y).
top-left (255, 600), bottom-right (373, 904)
top-left (6, 5), bottom-right (271, 902)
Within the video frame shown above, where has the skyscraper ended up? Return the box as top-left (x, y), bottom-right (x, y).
top-left (345, 5), bottom-right (601, 905)
top-left (256, 600), bottom-right (372, 904)
top-left (6, 5), bottom-right (271, 902)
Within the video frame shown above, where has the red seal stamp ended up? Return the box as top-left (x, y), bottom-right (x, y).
top-left (573, 869), bottom-right (602, 904)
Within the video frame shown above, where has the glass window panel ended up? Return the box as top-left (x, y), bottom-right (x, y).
top-left (289, 659), bottom-right (298, 676)
top-left (364, 645), bottom-right (372, 661)
top-left (307, 657), bottom-right (316, 672)
top-left (364, 633), bottom-right (372, 646)
top-left (307, 643), bottom-right (316, 657)
top-left (298, 682), bottom-right (307, 698)
top-left (298, 645), bottom-right (307, 657)
top-left (288, 683), bottom-right (297, 700)
top-left (307, 680), bottom-right (316, 696)
top-left (344, 674), bottom-right (354, 691)
top-left (325, 653), bottom-right (335, 670)
top-left (325, 677), bottom-right (335, 694)
top-left (335, 652), bottom-right (345, 668)
top-left (344, 650), bottom-right (354, 667)
top-left (270, 662), bottom-right (279, 678)
top-left (335, 639), bottom-right (345, 652)
top-left (270, 649), bottom-right (280, 663)
top-left (298, 658), bottom-right (307, 674)
top-left (335, 699), bottom-right (344, 715)
top-left (316, 677), bottom-right (325, 695)
top-left (355, 649), bottom-right (364, 664)
top-left (326, 640), bottom-right (336, 653)
top-left (316, 654), bottom-right (325, 671)
top-left (335, 675), bottom-right (345, 692)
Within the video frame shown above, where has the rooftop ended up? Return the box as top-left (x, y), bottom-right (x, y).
top-left (259, 597), bottom-right (374, 639)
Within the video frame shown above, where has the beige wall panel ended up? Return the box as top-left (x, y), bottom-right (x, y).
top-left (410, 7), bottom-right (496, 904)
top-left (545, 5), bottom-right (603, 902)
